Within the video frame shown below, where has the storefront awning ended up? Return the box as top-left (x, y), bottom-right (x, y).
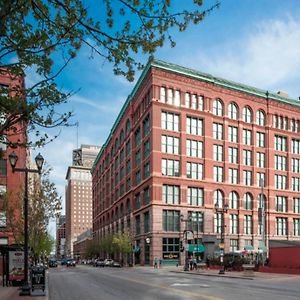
top-left (188, 244), bottom-right (205, 253)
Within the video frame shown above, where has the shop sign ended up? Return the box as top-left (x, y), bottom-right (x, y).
top-left (163, 252), bottom-right (179, 260)
top-left (8, 251), bottom-right (24, 282)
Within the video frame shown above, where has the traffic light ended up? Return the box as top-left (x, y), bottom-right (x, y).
top-left (180, 240), bottom-right (184, 252)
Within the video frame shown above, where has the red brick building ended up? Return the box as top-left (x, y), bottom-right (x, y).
top-left (92, 59), bottom-right (300, 266)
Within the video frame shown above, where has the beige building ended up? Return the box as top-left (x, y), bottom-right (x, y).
top-left (65, 145), bottom-right (100, 256)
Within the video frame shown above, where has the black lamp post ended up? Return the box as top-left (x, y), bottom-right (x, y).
top-left (180, 214), bottom-right (192, 271)
top-left (9, 151), bottom-right (44, 296)
top-left (214, 202), bottom-right (229, 275)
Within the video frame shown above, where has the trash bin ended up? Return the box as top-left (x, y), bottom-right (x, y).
top-left (30, 265), bottom-right (45, 292)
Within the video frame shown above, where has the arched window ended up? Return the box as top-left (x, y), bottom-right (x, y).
top-left (244, 193), bottom-right (253, 210)
top-left (213, 99), bottom-right (224, 116)
top-left (243, 106), bottom-right (252, 123)
top-left (229, 191), bottom-right (239, 209)
top-left (213, 189), bottom-right (224, 207)
top-left (126, 119), bottom-right (131, 136)
top-left (228, 102), bottom-right (238, 120)
top-left (256, 109), bottom-right (265, 126)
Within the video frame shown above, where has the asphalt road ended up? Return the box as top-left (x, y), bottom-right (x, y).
top-left (48, 265), bottom-right (300, 300)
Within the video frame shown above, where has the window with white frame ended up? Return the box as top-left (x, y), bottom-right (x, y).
top-left (160, 87), bottom-right (166, 102)
top-left (256, 132), bottom-right (265, 147)
top-left (256, 173), bottom-right (265, 187)
top-left (213, 166), bottom-right (223, 182)
top-left (213, 144), bottom-right (223, 161)
top-left (161, 135), bottom-right (179, 155)
top-left (230, 214), bottom-right (238, 234)
top-left (213, 189), bottom-right (224, 207)
top-left (273, 115), bottom-right (278, 128)
top-left (186, 139), bottom-right (203, 158)
top-left (292, 139), bottom-right (300, 154)
top-left (242, 129), bottom-right (252, 145)
top-left (198, 95), bottom-right (204, 111)
top-left (275, 155), bottom-right (287, 171)
top-left (256, 110), bottom-right (265, 126)
top-left (244, 192), bottom-right (252, 210)
top-left (187, 187), bottom-right (204, 206)
top-left (275, 175), bottom-right (287, 190)
top-left (213, 123), bottom-right (223, 140)
top-left (162, 185), bottom-right (180, 204)
top-left (276, 196), bottom-right (287, 212)
top-left (214, 213), bottom-right (222, 233)
top-left (186, 116), bottom-right (203, 135)
top-left (230, 239), bottom-right (239, 252)
top-left (291, 119), bottom-right (296, 132)
top-left (243, 170), bottom-right (252, 186)
top-left (228, 102), bottom-right (238, 120)
top-left (294, 198), bottom-right (300, 213)
top-left (275, 135), bottom-right (287, 151)
top-left (229, 168), bottom-right (238, 184)
top-left (292, 177), bottom-right (300, 192)
top-left (256, 152), bottom-right (265, 168)
top-left (228, 147), bottom-right (238, 164)
top-left (229, 191), bottom-right (239, 209)
top-left (243, 149), bottom-right (252, 166)
top-left (294, 219), bottom-right (300, 236)
top-left (292, 158), bottom-right (300, 173)
top-left (191, 94), bottom-right (197, 109)
top-left (228, 126), bottom-right (238, 143)
top-left (185, 92), bottom-right (191, 108)
top-left (213, 99), bottom-right (224, 116)
top-left (243, 106), bottom-right (252, 123)
top-left (276, 217), bottom-right (287, 235)
top-left (162, 159), bottom-right (180, 177)
top-left (161, 111), bottom-right (179, 131)
top-left (244, 215), bottom-right (252, 234)
top-left (186, 162), bottom-right (203, 179)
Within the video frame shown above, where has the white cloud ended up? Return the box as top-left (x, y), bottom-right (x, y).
top-left (191, 16), bottom-right (300, 96)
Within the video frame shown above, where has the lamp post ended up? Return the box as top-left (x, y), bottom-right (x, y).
top-left (9, 151), bottom-right (44, 296)
top-left (214, 202), bottom-right (229, 275)
top-left (180, 214), bottom-right (192, 271)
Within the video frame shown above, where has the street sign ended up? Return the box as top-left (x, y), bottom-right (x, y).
top-left (185, 230), bottom-right (194, 240)
top-left (219, 243), bottom-right (224, 249)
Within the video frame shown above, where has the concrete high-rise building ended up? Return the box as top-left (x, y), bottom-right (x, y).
top-left (92, 59), bottom-right (300, 266)
top-left (56, 215), bottom-right (66, 258)
top-left (65, 145), bottom-right (101, 256)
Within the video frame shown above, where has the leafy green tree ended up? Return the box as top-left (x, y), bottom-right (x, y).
top-left (0, 0), bottom-right (220, 147)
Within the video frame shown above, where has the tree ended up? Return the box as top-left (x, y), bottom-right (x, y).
top-left (0, 0), bottom-right (220, 147)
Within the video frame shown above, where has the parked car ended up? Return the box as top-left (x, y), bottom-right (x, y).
top-left (95, 259), bottom-right (105, 267)
top-left (61, 258), bottom-right (68, 266)
top-left (66, 259), bottom-right (76, 267)
top-left (48, 259), bottom-right (58, 268)
top-left (104, 259), bottom-right (114, 267)
top-left (112, 261), bottom-right (121, 268)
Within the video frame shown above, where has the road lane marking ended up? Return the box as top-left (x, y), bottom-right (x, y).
top-left (172, 283), bottom-right (210, 287)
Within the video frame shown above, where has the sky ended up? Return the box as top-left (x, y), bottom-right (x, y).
top-left (26, 0), bottom-right (300, 236)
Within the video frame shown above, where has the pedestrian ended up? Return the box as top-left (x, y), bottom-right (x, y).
top-left (159, 258), bottom-right (162, 268)
top-left (154, 257), bottom-right (158, 268)
top-left (206, 256), bottom-right (210, 269)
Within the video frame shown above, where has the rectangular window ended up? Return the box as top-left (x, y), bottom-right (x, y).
top-left (135, 215), bottom-right (141, 235)
top-left (213, 166), bottom-right (223, 182)
top-left (243, 129), bottom-right (252, 145)
top-left (185, 92), bottom-right (191, 108)
top-left (229, 168), bottom-right (238, 184)
top-left (256, 132), bottom-right (265, 147)
top-left (275, 155), bottom-right (287, 171)
top-left (275, 174), bottom-right (287, 190)
top-left (187, 187), bottom-right (204, 206)
top-left (294, 219), bottom-right (300, 236)
top-left (275, 135), bottom-right (287, 151)
top-left (244, 215), bottom-right (252, 234)
top-left (143, 187), bottom-right (150, 205)
top-left (162, 135), bottom-right (180, 154)
top-left (230, 214), bottom-right (238, 234)
top-left (187, 162), bottom-right (203, 179)
top-left (135, 150), bottom-right (141, 166)
top-left (243, 150), bottom-right (252, 166)
top-left (213, 144), bottom-right (223, 161)
top-left (135, 127), bottom-right (141, 146)
top-left (213, 123), bottom-right (223, 140)
top-left (228, 126), bottom-right (238, 143)
top-left (126, 141), bottom-right (131, 157)
top-left (214, 213), bottom-right (222, 233)
top-left (230, 239), bottom-right (238, 252)
top-left (187, 139), bottom-right (203, 158)
top-left (292, 177), bottom-right (300, 192)
top-left (143, 161), bottom-right (150, 179)
top-left (144, 139), bottom-right (150, 158)
top-left (135, 193), bottom-right (141, 209)
top-left (276, 196), bottom-right (287, 212)
top-left (188, 211), bottom-right (204, 232)
top-left (292, 158), bottom-right (300, 173)
top-left (162, 185), bottom-right (180, 204)
top-left (228, 147), bottom-right (238, 164)
top-left (161, 111), bottom-right (179, 132)
top-left (135, 170), bottom-right (141, 185)
top-left (126, 159), bottom-right (131, 175)
top-left (292, 139), bottom-right (300, 154)
top-left (256, 173), bottom-right (265, 187)
top-left (143, 114), bottom-right (150, 136)
top-left (162, 159), bottom-right (180, 177)
top-left (162, 210), bottom-right (180, 231)
top-left (144, 211), bottom-right (150, 233)
top-left (256, 152), bottom-right (265, 168)
top-left (276, 217), bottom-right (287, 235)
top-left (162, 237), bottom-right (180, 255)
top-left (243, 170), bottom-right (252, 186)
top-left (294, 198), bottom-right (300, 213)
top-left (186, 116), bottom-right (203, 135)
top-left (160, 87), bottom-right (166, 102)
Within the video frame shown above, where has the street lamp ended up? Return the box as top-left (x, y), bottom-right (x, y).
top-left (180, 214), bottom-right (192, 271)
top-left (9, 151), bottom-right (44, 296)
top-left (214, 202), bottom-right (229, 274)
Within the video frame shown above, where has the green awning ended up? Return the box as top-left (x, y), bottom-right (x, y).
top-left (244, 245), bottom-right (254, 251)
top-left (188, 244), bottom-right (205, 253)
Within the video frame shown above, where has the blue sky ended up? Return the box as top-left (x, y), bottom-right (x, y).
top-left (27, 0), bottom-right (300, 235)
